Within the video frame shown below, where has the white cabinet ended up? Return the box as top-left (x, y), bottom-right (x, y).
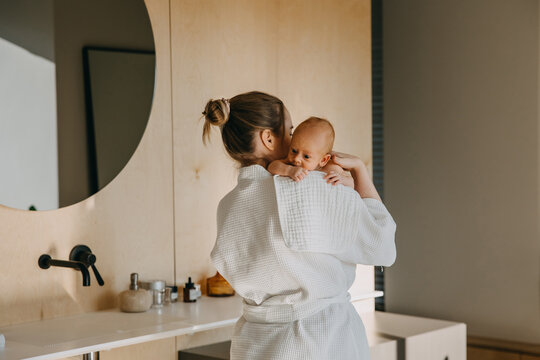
top-left (367, 332), bottom-right (398, 360)
top-left (362, 311), bottom-right (466, 360)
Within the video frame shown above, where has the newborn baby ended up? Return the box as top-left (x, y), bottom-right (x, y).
top-left (268, 117), bottom-right (354, 187)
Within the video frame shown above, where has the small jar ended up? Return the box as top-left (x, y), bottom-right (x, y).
top-left (171, 285), bottom-right (179, 302)
top-left (147, 280), bottom-right (166, 308)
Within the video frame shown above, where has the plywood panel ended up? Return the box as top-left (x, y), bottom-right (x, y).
top-left (276, 0), bottom-right (374, 298)
top-left (101, 338), bottom-right (176, 360)
top-left (176, 326), bottom-right (235, 351)
top-left (171, 0), bottom-right (374, 299)
top-left (0, 0), bottom-right (174, 327)
top-left (170, 0), bottom-right (279, 288)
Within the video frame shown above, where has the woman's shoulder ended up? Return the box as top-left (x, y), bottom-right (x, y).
top-left (238, 164), bottom-right (272, 181)
top-left (218, 171), bottom-right (276, 210)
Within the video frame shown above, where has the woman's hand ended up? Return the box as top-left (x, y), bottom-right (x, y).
top-left (324, 171), bottom-right (355, 188)
top-left (331, 151), bottom-right (381, 201)
top-left (330, 151), bottom-right (368, 172)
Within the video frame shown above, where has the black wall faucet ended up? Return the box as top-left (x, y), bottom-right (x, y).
top-left (38, 255), bottom-right (91, 286)
top-left (69, 245), bottom-right (104, 286)
top-left (38, 245), bottom-right (104, 287)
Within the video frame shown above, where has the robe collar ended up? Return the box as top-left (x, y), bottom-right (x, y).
top-left (238, 164), bottom-right (272, 180)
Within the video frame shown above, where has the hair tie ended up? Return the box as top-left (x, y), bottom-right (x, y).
top-left (221, 98), bottom-right (231, 115)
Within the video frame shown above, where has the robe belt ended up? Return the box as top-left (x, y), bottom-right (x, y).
top-left (241, 293), bottom-right (351, 324)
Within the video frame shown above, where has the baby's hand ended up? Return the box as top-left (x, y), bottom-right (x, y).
top-left (288, 167), bottom-right (309, 182)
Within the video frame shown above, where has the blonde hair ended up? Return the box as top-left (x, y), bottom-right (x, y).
top-left (202, 91), bottom-right (287, 165)
top-left (296, 116), bottom-right (335, 153)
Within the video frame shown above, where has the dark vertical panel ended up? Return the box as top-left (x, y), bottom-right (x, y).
top-left (372, 0), bottom-right (385, 312)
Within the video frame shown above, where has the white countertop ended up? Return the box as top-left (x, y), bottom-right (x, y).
top-left (0, 295), bottom-right (243, 360)
top-left (0, 292), bottom-right (461, 360)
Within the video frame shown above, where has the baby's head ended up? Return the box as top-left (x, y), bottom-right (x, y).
top-left (287, 117), bottom-right (335, 171)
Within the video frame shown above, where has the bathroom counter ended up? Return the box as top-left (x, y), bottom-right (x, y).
top-left (0, 295), bottom-right (243, 360)
top-left (0, 293), bottom-right (465, 360)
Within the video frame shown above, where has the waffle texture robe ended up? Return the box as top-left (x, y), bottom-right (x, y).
top-left (210, 165), bottom-right (396, 360)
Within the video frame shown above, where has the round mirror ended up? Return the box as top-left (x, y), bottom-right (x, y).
top-left (0, 0), bottom-right (155, 211)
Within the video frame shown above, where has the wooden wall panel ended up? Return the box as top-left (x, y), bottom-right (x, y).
top-left (170, 0), bottom-right (279, 289)
top-left (0, 0), bottom-right (174, 327)
top-left (171, 0), bottom-right (374, 298)
top-left (275, 0), bottom-right (374, 299)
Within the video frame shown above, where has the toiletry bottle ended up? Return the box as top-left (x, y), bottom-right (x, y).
top-left (171, 285), bottom-right (179, 302)
top-left (207, 272), bottom-right (235, 297)
top-left (183, 277), bottom-right (197, 303)
top-left (119, 273), bottom-right (152, 313)
top-left (147, 280), bottom-right (166, 308)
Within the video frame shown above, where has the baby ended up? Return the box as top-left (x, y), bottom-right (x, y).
top-left (268, 117), bottom-right (354, 187)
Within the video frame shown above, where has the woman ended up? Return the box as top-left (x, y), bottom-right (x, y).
top-left (202, 91), bottom-right (396, 359)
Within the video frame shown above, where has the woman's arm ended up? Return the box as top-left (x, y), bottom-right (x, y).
top-left (326, 152), bottom-right (381, 201)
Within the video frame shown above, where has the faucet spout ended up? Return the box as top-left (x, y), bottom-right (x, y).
top-left (38, 255), bottom-right (91, 286)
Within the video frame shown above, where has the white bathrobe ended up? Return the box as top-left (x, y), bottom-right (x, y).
top-left (210, 165), bottom-right (396, 360)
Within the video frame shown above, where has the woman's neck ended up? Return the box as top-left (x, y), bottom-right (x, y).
top-left (243, 158), bottom-right (268, 168)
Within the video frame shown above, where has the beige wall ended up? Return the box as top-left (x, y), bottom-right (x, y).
top-left (0, 0), bottom-right (174, 327)
top-left (0, 0), bottom-right (372, 357)
top-left (171, 0), bottom-right (374, 299)
top-left (384, 0), bottom-right (540, 344)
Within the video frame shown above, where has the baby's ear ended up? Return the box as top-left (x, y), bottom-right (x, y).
top-left (319, 154), bottom-right (331, 168)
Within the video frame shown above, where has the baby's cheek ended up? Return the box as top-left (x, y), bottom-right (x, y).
top-left (304, 162), bottom-right (318, 171)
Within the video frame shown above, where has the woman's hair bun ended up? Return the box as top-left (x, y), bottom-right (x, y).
top-left (202, 98), bottom-right (231, 144)
top-left (203, 98), bottom-right (230, 127)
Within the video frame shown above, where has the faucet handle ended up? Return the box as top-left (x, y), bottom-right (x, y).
top-left (69, 245), bottom-right (105, 286)
top-left (91, 264), bottom-right (104, 286)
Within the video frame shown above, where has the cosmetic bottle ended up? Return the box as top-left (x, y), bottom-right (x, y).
top-left (166, 285), bottom-right (178, 303)
top-left (119, 273), bottom-right (152, 313)
top-left (183, 277), bottom-right (198, 302)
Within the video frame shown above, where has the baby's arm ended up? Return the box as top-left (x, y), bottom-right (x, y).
top-left (322, 161), bottom-right (355, 188)
top-left (268, 159), bottom-right (309, 182)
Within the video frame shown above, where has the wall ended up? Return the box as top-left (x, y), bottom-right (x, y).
top-left (384, 0), bottom-right (540, 344)
top-left (0, 0), bottom-right (372, 357)
top-left (171, 0), bottom-right (374, 302)
top-left (0, 0), bottom-right (174, 330)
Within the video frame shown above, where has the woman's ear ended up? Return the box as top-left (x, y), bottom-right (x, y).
top-left (260, 129), bottom-right (276, 151)
top-left (319, 154), bottom-right (331, 168)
